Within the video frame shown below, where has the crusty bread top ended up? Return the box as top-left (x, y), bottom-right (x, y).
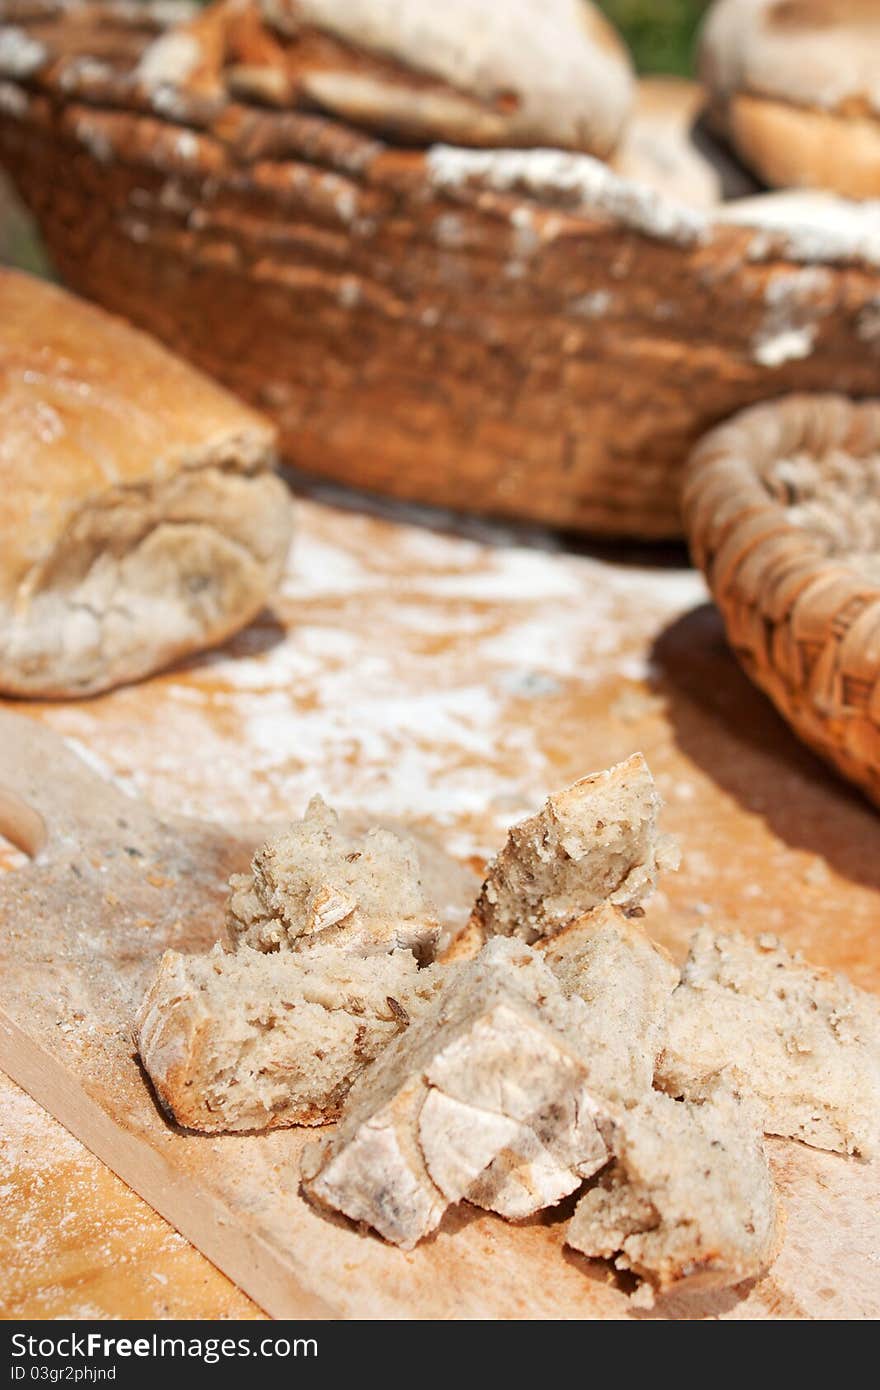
top-left (262, 0), bottom-right (633, 156)
top-left (700, 0), bottom-right (880, 119)
top-left (0, 268), bottom-right (276, 597)
top-left (469, 752), bottom-right (679, 945)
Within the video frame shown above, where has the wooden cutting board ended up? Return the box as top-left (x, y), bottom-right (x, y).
top-left (2, 493), bottom-right (880, 1319)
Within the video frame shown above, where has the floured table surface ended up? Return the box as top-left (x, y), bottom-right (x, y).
top-left (0, 1071), bottom-right (263, 1320)
top-left (2, 491), bottom-right (879, 1321)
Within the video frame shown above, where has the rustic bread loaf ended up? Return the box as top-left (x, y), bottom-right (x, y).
top-left (300, 938), bottom-right (616, 1246)
top-left (567, 1083), bottom-right (780, 1299)
top-left (700, 0), bottom-right (880, 197)
top-left (256, 0), bottom-right (634, 157)
top-left (466, 754), bottom-right (679, 948)
top-left (135, 942), bottom-right (446, 1132)
top-left (657, 928), bottom-right (880, 1157)
top-left (226, 795), bottom-right (440, 959)
top-left (0, 267), bottom-right (292, 697)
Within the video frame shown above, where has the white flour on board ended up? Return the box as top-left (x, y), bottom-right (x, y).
top-left (40, 498), bottom-right (706, 859)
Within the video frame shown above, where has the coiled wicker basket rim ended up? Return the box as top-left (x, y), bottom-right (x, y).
top-left (684, 393), bottom-right (880, 807)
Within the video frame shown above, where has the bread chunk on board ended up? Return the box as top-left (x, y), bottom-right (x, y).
top-left (135, 943), bottom-right (446, 1132)
top-left (226, 795), bottom-right (440, 959)
top-left (567, 1085), bottom-right (781, 1300)
top-left (261, 0), bottom-right (634, 157)
top-left (0, 267), bottom-right (291, 698)
top-left (657, 928), bottom-right (880, 1158)
top-left (466, 754), bottom-right (680, 949)
top-left (301, 938), bottom-right (615, 1248)
top-left (542, 905), bottom-right (679, 1104)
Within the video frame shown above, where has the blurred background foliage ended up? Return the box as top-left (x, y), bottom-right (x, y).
top-left (598, 0), bottom-right (710, 75)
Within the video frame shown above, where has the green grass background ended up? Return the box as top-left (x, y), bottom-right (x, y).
top-left (597, 0), bottom-right (710, 75)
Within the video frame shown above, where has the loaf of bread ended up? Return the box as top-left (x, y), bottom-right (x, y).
top-left (567, 1083), bottom-right (780, 1299)
top-left (466, 754), bottom-right (679, 948)
top-left (226, 795), bottom-right (440, 959)
top-left (657, 928), bottom-right (880, 1157)
top-left (700, 0), bottom-right (880, 198)
top-left (201, 0), bottom-right (634, 157)
top-left (135, 942), bottom-right (446, 1132)
top-left (0, 268), bottom-right (292, 697)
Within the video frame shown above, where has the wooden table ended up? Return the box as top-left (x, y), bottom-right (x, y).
top-left (2, 489), bottom-right (879, 1320)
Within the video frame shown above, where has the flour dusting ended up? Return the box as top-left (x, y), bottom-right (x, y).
top-left (37, 498), bottom-right (703, 858)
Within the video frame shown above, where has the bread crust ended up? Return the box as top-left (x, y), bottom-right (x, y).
top-left (657, 928), bottom-right (880, 1157)
top-left (726, 93), bottom-right (880, 199)
top-left (135, 943), bottom-right (445, 1133)
top-left (0, 267), bottom-right (292, 696)
top-left (700, 0), bottom-right (880, 196)
top-left (260, 0), bottom-right (634, 157)
top-left (468, 754), bottom-right (679, 946)
top-left (567, 1084), bottom-right (782, 1299)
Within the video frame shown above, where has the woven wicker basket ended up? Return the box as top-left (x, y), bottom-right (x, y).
top-left (684, 394), bottom-right (880, 806)
top-left (2, 1), bottom-right (880, 538)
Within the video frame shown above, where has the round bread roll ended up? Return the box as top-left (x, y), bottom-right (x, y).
top-left (0, 269), bottom-right (293, 698)
top-left (259, 0), bottom-right (634, 157)
top-left (700, 0), bottom-right (880, 198)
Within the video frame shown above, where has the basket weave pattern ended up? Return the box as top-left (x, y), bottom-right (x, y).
top-left (684, 394), bottom-right (880, 806)
top-left (2, 3), bottom-right (880, 538)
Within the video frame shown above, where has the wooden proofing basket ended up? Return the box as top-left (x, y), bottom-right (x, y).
top-left (1, 0), bottom-right (879, 538)
top-left (685, 394), bottom-right (880, 807)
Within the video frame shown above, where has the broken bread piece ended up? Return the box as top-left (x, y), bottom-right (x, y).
top-left (301, 938), bottom-right (615, 1248)
top-left (656, 929), bottom-right (880, 1158)
top-left (542, 905), bottom-right (679, 1104)
top-left (567, 1085), bottom-right (780, 1300)
top-left (467, 754), bottom-right (679, 948)
top-left (136, 943), bottom-right (445, 1132)
top-left (226, 795), bottom-right (440, 960)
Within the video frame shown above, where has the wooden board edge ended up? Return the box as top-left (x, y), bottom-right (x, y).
top-left (0, 1009), bottom-right (338, 1322)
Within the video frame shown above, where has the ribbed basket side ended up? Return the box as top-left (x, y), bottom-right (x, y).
top-left (684, 394), bottom-right (880, 807)
top-left (3, 2), bottom-right (880, 538)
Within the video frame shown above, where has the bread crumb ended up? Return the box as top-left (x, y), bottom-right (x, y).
top-left (226, 795), bottom-right (439, 959)
top-left (301, 938), bottom-right (616, 1247)
top-left (135, 943), bottom-right (446, 1133)
top-left (657, 928), bottom-right (880, 1157)
top-left (567, 1083), bottom-right (780, 1297)
top-left (469, 753), bottom-right (679, 945)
